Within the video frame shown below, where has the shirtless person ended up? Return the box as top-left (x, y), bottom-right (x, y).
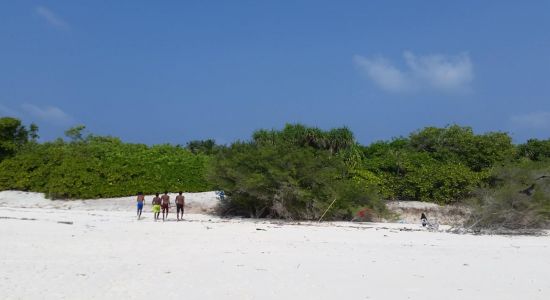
top-left (136, 192), bottom-right (145, 220)
top-left (161, 191), bottom-right (170, 221)
top-left (152, 193), bottom-right (161, 221)
top-left (175, 191), bottom-right (185, 221)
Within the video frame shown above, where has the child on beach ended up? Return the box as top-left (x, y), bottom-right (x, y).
top-left (136, 192), bottom-right (145, 220)
top-left (152, 193), bottom-right (161, 221)
top-left (421, 213), bottom-right (428, 227)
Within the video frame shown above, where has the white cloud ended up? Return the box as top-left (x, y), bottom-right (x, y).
top-left (35, 6), bottom-right (69, 30)
top-left (354, 51), bottom-right (473, 94)
top-left (21, 104), bottom-right (73, 124)
top-left (511, 111), bottom-right (550, 129)
top-left (353, 56), bottom-right (411, 92)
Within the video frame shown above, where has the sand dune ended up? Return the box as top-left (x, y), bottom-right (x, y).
top-left (0, 191), bottom-right (549, 300)
top-left (0, 190), bottom-right (220, 214)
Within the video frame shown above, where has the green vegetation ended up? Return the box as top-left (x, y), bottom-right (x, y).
top-left (466, 160), bottom-right (550, 230)
top-left (517, 139), bottom-right (550, 161)
top-left (362, 125), bottom-right (513, 204)
top-left (208, 124), bottom-right (384, 220)
top-left (1, 116), bottom-right (549, 227)
top-left (0, 117), bottom-right (38, 161)
top-left (186, 139), bottom-right (222, 155)
top-left (0, 124), bottom-right (210, 198)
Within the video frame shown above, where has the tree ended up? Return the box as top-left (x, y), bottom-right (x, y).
top-left (29, 123), bottom-right (39, 141)
top-left (409, 125), bottom-right (514, 171)
top-left (186, 139), bottom-right (220, 155)
top-left (518, 139), bottom-right (550, 161)
top-left (252, 124), bottom-right (357, 154)
top-left (361, 129), bottom-right (497, 203)
top-left (64, 125), bottom-right (86, 142)
top-left (0, 117), bottom-right (33, 161)
top-left (208, 125), bottom-right (384, 220)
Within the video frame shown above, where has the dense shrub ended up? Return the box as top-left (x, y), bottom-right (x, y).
top-left (186, 139), bottom-right (222, 155)
top-left (0, 136), bottom-right (211, 199)
top-left (518, 139), bottom-right (550, 161)
top-left (361, 125), bottom-right (513, 203)
top-left (0, 117), bottom-right (37, 161)
top-left (409, 125), bottom-right (514, 171)
top-left (208, 125), bottom-right (385, 220)
top-left (364, 148), bottom-right (486, 204)
top-left (466, 161), bottom-right (550, 230)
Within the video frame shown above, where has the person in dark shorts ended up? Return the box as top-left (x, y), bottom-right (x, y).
top-left (161, 191), bottom-right (170, 221)
top-left (152, 193), bottom-right (161, 221)
top-left (175, 191), bottom-right (185, 221)
top-left (136, 192), bottom-right (145, 220)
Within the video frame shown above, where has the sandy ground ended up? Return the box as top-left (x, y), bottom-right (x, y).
top-left (386, 201), bottom-right (470, 225)
top-left (1, 191), bottom-right (549, 300)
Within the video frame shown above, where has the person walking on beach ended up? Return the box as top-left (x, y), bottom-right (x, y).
top-left (175, 191), bottom-right (185, 221)
top-left (152, 193), bottom-right (161, 221)
top-left (136, 192), bottom-right (145, 220)
top-left (161, 191), bottom-right (170, 221)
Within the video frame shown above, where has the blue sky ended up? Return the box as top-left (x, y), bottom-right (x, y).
top-left (1, 1), bottom-right (550, 145)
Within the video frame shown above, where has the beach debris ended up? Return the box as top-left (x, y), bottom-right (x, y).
top-left (0, 216), bottom-right (37, 221)
top-left (256, 228), bottom-right (266, 231)
top-left (353, 207), bottom-right (375, 222)
top-left (318, 198), bottom-right (338, 222)
top-left (57, 221), bottom-right (73, 225)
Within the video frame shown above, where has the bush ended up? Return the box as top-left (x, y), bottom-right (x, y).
top-left (0, 117), bottom-right (37, 161)
top-left (208, 125), bottom-right (385, 220)
top-left (361, 125), bottom-right (513, 203)
top-left (0, 136), bottom-right (211, 199)
top-left (363, 145), bottom-right (486, 203)
top-left (465, 161), bottom-right (550, 230)
top-left (518, 139), bottom-right (550, 161)
top-left (409, 125), bottom-right (514, 171)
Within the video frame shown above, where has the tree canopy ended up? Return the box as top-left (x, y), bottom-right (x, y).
top-left (0, 117), bottom-right (37, 161)
top-left (208, 124), bottom-right (384, 220)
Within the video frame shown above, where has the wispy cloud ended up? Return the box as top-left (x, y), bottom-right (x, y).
top-left (354, 51), bottom-right (473, 94)
top-left (21, 104), bottom-right (73, 124)
top-left (511, 111), bottom-right (550, 129)
top-left (35, 6), bottom-right (69, 30)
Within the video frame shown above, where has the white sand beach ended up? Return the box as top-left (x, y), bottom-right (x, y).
top-left (0, 191), bottom-right (549, 300)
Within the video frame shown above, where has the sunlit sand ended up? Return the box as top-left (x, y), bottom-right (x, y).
top-left (1, 191), bottom-right (548, 299)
